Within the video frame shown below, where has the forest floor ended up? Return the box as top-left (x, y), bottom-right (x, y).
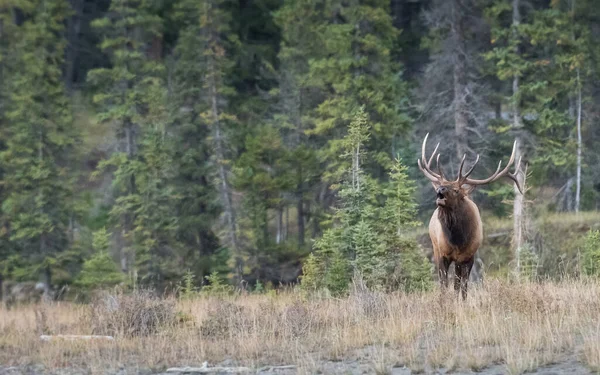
top-left (1, 280), bottom-right (600, 374)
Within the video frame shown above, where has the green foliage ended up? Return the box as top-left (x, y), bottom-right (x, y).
top-left (485, 0), bottom-right (593, 184)
top-left (581, 230), bottom-right (600, 277)
top-left (0, 0), bottom-right (80, 286)
top-left (201, 271), bottom-right (235, 297)
top-left (178, 270), bottom-right (199, 300)
top-left (518, 244), bottom-right (540, 282)
top-left (88, 0), bottom-right (182, 287)
top-left (76, 251), bottom-right (125, 290)
top-left (92, 228), bottom-right (110, 253)
top-left (75, 228), bottom-right (124, 290)
top-left (395, 238), bottom-right (434, 293)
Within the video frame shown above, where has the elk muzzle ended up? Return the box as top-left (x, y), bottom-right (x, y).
top-left (436, 186), bottom-right (448, 207)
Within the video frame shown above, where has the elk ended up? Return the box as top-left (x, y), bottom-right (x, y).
top-left (418, 134), bottom-right (523, 299)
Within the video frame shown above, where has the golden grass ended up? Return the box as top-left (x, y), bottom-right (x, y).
top-left (1, 279), bottom-right (599, 374)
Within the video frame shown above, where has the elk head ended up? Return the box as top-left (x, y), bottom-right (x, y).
top-left (417, 133), bottom-right (523, 299)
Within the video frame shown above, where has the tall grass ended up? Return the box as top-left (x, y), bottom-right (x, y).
top-left (1, 279), bottom-right (599, 374)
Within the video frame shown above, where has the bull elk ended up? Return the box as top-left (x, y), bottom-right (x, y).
top-left (417, 134), bottom-right (523, 299)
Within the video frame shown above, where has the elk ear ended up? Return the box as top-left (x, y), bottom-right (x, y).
top-left (463, 184), bottom-right (476, 195)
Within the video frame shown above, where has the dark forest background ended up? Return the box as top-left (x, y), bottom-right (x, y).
top-left (1, 0), bottom-right (599, 294)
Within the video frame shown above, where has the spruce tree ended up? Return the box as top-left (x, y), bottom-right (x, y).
top-left (88, 0), bottom-right (180, 286)
top-left (0, 0), bottom-right (79, 288)
top-left (172, 0), bottom-right (242, 282)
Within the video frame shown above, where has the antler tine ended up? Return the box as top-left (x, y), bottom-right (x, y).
top-left (506, 155), bottom-right (524, 194)
top-left (463, 140), bottom-right (521, 188)
top-left (418, 133), bottom-right (445, 184)
top-left (418, 158), bottom-right (441, 182)
top-left (421, 133), bottom-right (430, 165)
top-left (459, 154), bottom-right (481, 183)
top-left (428, 142), bottom-right (440, 167)
top-left (456, 154), bottom-right (467, 182)
top-left (436, 154), bottom-right (444, 180)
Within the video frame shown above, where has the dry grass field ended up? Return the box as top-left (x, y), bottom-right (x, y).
top-left (1, 279), bottom-right (600, 374)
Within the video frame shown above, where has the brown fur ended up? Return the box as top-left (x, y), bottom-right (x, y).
top-left (428, 185), bottom-right (482, 298)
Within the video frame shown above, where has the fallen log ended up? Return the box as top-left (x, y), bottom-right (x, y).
top-left (40, 335), bottom-right (114, 342)
top-left (166, 365), bottom-right (251, 374)
top-left (166, 362), bottom-right (296, 374)
top-left (257, 365), bottom-right (297, 372)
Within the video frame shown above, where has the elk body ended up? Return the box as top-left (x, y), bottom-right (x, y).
top-left (418, 134), bottom-right (523, 299)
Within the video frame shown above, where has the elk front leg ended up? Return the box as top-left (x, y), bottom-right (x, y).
top-left (455, 258), bottom-right (475, 300)
top-left (438, 257), bottom-right (451, 288)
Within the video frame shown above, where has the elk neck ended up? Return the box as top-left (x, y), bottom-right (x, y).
top-left (437, 197), bottom-right (477, 248)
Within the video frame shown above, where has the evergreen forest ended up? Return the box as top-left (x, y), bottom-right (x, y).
top-left (1, 0), bottom-right (600, 296)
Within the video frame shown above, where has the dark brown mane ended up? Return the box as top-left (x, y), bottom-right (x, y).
top-left (437, 199), bottom-right (475, 247)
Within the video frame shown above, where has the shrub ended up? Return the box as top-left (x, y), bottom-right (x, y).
top-left (518, 243), bottom-right (539, 281)
top-left (200, 300), bottom-right (247, 337)
top-left (301, 229), bottom-right (350, 296)
top-left (395, 238), bottom-right (434, 293)
top-left (88, 289), bottom-right (175, 337)
top-left (75, 252), bottom-right (125, 290)
top-left (200, 271), bottom-right (234, 297)
top-left (75, 228), bottom-right (124, 291)
top-left (581, 229), bottom-right (600, 277)
top-left (177, 270), bottom-right (199, 300)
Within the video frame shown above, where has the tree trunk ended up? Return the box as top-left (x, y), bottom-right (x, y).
top-left (511, 0), bottom-right (525, 275)
top-left (208, 57), bottom-right (240, 281)
top-left (121, 121), bottom-right (137, 274)
top-left (284, 205), bottom-right (289, 242)
top-left (575, 70), bottom-right (582, 213)
top-left (450, 0), bottom-right (468, 161)
top-left (297, 190), bottom-right (305, 247)
top-left (276, 205), bottom-right (283, 244)
top-left (65, 0), bottom-right (83, 90)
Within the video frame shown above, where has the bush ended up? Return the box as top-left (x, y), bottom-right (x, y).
top-left (395, 238), bottom-right (434, 293)
top-left (581, 229), bottom-right (600, 277)
top-left (518, 243), bottom-right (539, 281)
top-left (177, 270), bottom-right (199, 300)
top-left (200, 300), bottom-right (247, 337)
top-left (75, 228), bottom-right (124, 292)
top-left (75, 252), bottom-right (125, 290)
top-left (200, 271), bottom-right (234, 297)
top-left (88, 289), bottom-right (175, 337)
top-left (301, 229), bottom-right (350, 296)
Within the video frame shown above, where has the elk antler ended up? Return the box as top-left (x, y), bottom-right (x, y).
top-left (417, 134), bottom-right (524, 194)
top-left (417, 133), bottom-right (445, 185)
top-left (459, 140), bottom-right (524, 194)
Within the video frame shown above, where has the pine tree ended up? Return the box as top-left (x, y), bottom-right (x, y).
top-left (172, 0), bottom-right (242, 282)
top-left (88, 0), bottom-right (180, 286)
top-left (0, 0), bottom-right (79, 288)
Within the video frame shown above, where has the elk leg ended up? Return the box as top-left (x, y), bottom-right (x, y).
top-left (438, 257), bottom-right (451, 288)
top-left (455, 258), bottom-right (475, 300)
